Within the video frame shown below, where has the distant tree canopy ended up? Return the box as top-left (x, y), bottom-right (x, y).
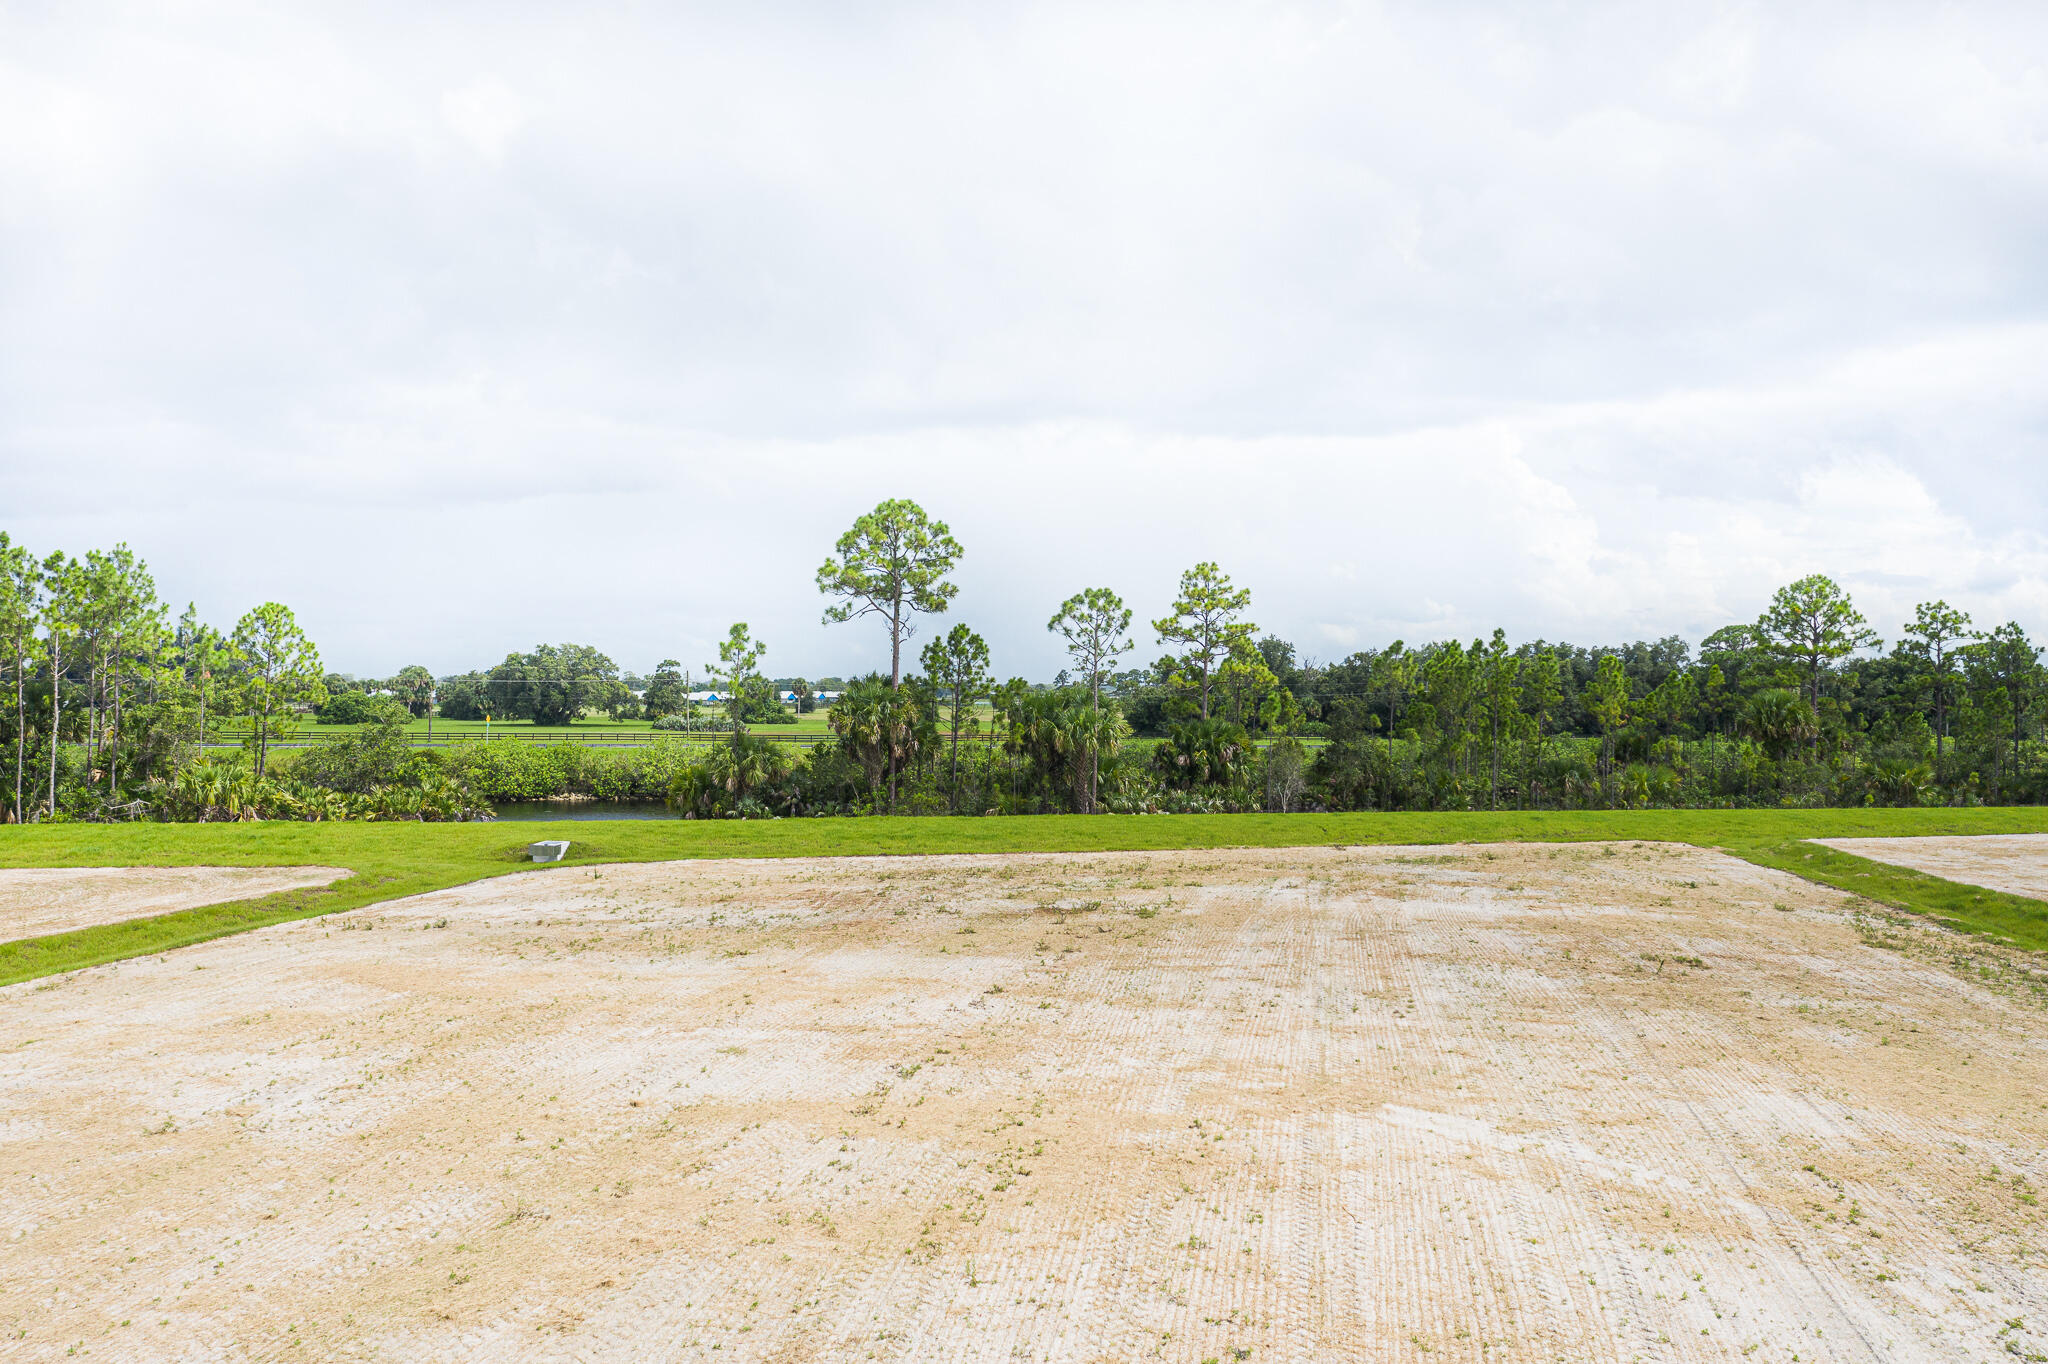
top-left (485, 644), bottom-right (621, 726)
top-left (389, 664), bottom-right (435, 717)
top-left (317, 690), bottom-right (405, 725)
top-left (642, 660), bottom-right (689, 719)
top-left (435, 671), bottom-right (488, 721)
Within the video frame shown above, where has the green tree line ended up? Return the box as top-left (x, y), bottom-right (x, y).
top-left (5, 510), bottom-right (2045, 822)
top-left (0, 533), bottom-right (336, 822)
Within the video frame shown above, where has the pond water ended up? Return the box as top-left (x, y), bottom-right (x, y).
top-left (490, 801), bottom-right (677, 821)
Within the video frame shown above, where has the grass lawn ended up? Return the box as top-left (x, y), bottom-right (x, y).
top-left (4, 807), bottom-right (2048, 986)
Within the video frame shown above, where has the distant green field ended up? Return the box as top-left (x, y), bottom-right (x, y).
top-left (210, 708), bottom-right (848, 743)
top-left (210, 707), bottom-right (1326, 750)
top-left (207, 702), bottom-right (1121, 746)
top-left (4, 808), bottom-right (2047, 985)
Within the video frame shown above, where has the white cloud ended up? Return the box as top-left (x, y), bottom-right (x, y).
top-left (441, 77), bottom-right (526, 163)
top-left (3, 2), bottom-right (2045, 673)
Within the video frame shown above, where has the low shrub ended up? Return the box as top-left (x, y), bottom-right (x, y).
top-left (439, 739), bottom-right (719, 803)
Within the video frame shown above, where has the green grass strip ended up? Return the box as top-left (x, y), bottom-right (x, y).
top-left (1723, 837), bottom-right (2048, 948)
top-left (4, 808), bottom-right (2047, 986)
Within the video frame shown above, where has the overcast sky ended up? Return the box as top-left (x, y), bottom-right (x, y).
top-left (4, 2), bottom-right (2045, 680)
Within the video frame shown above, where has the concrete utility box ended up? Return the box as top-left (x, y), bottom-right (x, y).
top-left (528, 840), bottom-right (571, 863)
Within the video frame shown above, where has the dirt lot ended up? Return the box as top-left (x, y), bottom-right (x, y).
top-left (1816, 833), bottom-right (2048, 901)
top-left (3, 843), bottom-right (2045, 1363)
top-left (0, 865), bottom-right (351, 943)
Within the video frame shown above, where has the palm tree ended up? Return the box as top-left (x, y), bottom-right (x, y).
top-left (1153, 716), bottom-right (1250, 793)
top-left (1868, 759), bottom-right (1931, 807)
top-left (667, 734), bottom-right (793, 817)
top-left (827, 676), bottom-right (923, 811)
top-left (1741, 689), bottom-right (1817, 762)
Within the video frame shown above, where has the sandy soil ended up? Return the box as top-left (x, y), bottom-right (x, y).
top-left (0, 865), bottom-right (352, 942)
top-left (1816, 834), bottom-right (2048, 901)
top-left (2, 843), bottom-right (2045, 1363)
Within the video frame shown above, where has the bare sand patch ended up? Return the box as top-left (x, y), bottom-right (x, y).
top-left (0, 865), bottom-right (351, 942)
top-left (2, 842), bottom-right (2044, 1362)
top-left (1815, 833), bottom-right (2048, 901)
